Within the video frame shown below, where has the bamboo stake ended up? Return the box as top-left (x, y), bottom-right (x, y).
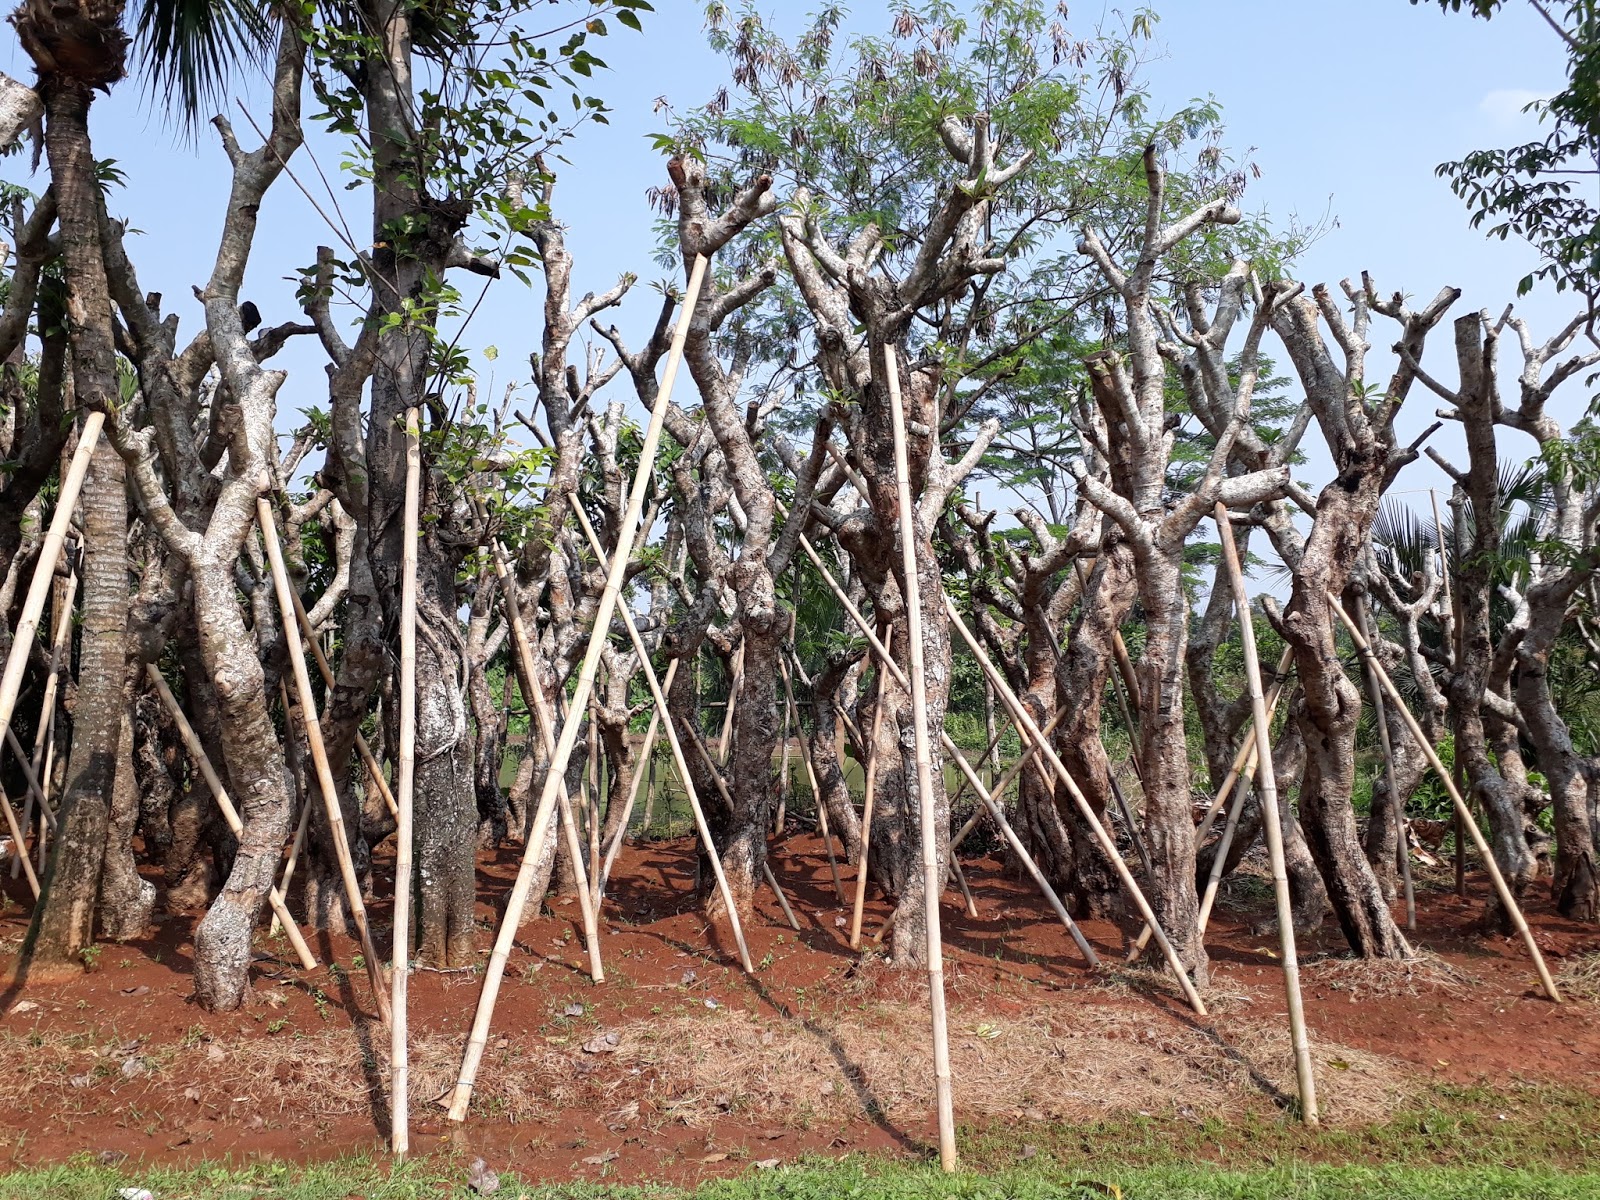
top-left (1355, 592), bottom-right (1415, 931)
top-left (0, 779), bottom-right (38, 898)
top-left (0, 412), bottom-right (104, 879)
top-left (598, 660), bottom-right (679, 904)
top-left (717, 642), bottom-right (743, 766)
top-left (564, 491), bottom-right (748, 963)
top-left (4, 726), bottom-right (52, 831)
top-left (284, 580), bottom-right (397, 820)
top-left (849, 627), bottom-right (894, 948)
top-left (269, 682), bottom-right (314, 939)
top-left (1192, 646), bottom-right (1295, 845)
top-left (1329, 593), bottom-right (1561, 1001)
top-left (779, 655), bottom-right (845, 903)
top-left (1215, 505), bottom-right (1317, 1123)
top-left (884, 350), bottom-right (956, 1171)
top-left (945, 597), bottom-right (1206, 1014)
top-left (1431, 489), bottom-right (1468, 898)
top-left (490, 546), bottom-right (604, 983)
top-left (145, 664), bottom-right (317, 971)
top-left (785, 526), bottom-right (1094, 964)
top-left (762, 859), bottom-right (801, 930)
top-left (14, 563), bottom-right (74, 880)
top-left (775, 653), bottom-right (793, 834)
top-left (948, 854), bottom-right (978, 918)
top-left (443, 257), bottom-right (713, 1123)
top-left (585, 698), bottom-right (602, 909)
top-left (1195, 764), bottom-right (1255, 937)
top-left (390, 407), bottom-right (421, 1157)
top-left (258, 499), bottom-right (390, 1025)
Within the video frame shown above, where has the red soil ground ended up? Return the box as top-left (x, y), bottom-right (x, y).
top-left (0, 832), bottom-right (1595, 1184)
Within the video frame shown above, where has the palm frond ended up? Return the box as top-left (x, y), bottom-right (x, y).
top-left (131, 0), bottom-right (275, 130)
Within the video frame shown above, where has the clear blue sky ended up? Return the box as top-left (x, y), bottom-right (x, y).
top-left (0, 0), bottom-right (1577, 518)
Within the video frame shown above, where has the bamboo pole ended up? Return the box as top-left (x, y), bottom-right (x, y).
top-left (145, 664), bottom-right (317, 971)
top-left (849, 627), bottom-right (894, 948)
top-left (4, 726), bottom-right (52, 830)
top-left (0, 412), bottom-right (104, 882)
top-left (490, 545), bottom-right (604, 983)
top-left (258, 499), bottom-right (391, 1025)
top-left (884, 350), bottom-right (956, 1171)
top-left (944, 597), bottom-right (1206, 1014)
top-left (443, 258), bottom-right (713, 1123)
top-left (390, 407), bottom-right (421, 1157)
top-left (13, 563), bottom-right (75, 880)
top-left (585, 697), bottom-right (603, 909)
top-left (778, 655), bottom-right (845, 903)
top-left (564, 491), bottom-right (748, 962)
top-left (1195, 764), bottom-right (1255, 937)
top-left (785, 525), bottom-right (1094, 964)
top-left (283, 580), bottom-right (397, 820)
top-left (762, 859), bottom-right (801, 930)
top-left (1355, 592), bottom-right (1415, 931)
top-left (717, 642), bottom-right (743, 766)
top-left (775, 651), bottom-right (793, 834)
top-left (0, 780), bottom-right (38, 898)
top-left (1192, 646), bottom-right (1295, 845)
top-left (1329, 593), bottom-right (1561, 1001)
top-left (1215, 505), bottom-right (1317, 1123)
top-left (1430, 489), bottom-right (1468, 898)
top-left (598, 659), bottom-right (679, 904)
top-left (269, 682), bottom-right (314, 939)
top-left (948, 854), bottom-right (978, 919)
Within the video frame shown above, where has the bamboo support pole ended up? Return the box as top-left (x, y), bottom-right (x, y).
top-left (1215, 506), bottom-right (1318, 1123)
top-left (145, 664), bottom-right (317, 971)
top-left (762, 859), bottom-right (801, 930)
top-left (778, 655), bottom-right (845, 903)
top-left (948, 854), bottom-right (978, 918)
top-left (775, 656), bottom-right (793, 834)
top-left (598, 659), bottom-right (679, 904)
top-left (258, 499), bottom-right (391, 1025)
top-left (492, 548), bottom-right (604, 983)
top-left (1355, 592), bottom-right (1415, 931)
top-left (0, 780), bottom-right (37, 898)
top-left (564, 491), bottom-right (748, 963)
top-left (1125, 648), bottom-right (1295, 959)
top-left (884, 350), bottom-right (956, 1171)
top-left (390, 407), bottom-right (421, 1157)
top-left (284, 580), bottom-right (397, 820)
top-left (945, 597), bottom-right (1204, 1013)
top-left (716, 643), bottom-right (743, 766)
top-left (4, 726), bottom-right (52, 830)
top-left (849, 627), bottom-right (894, 948)
top-left (586, 699), bottom-right (603, 909)
top-left (0, 412), bottom-right (104, 886)
top-left (13, 563), bottom-right (74, 881)
top-left (785, 525), bottom-right (1093, 964)
top-left (1430, 489), bottom-right (1468, 898)
top-left (443, 256), bottom-right (714, 1119)
top-left (1330, 594), bottom-right (1561, 1001)
top-left (269, 690), bottom-right (314, 939)
top-left (1192, 646), bottom-right (1295, 845)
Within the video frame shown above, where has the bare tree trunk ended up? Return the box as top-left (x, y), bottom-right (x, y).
top-left (23, 76), bottom-right (127, 972)
top-left (100, 700), bottom-right (154, 940)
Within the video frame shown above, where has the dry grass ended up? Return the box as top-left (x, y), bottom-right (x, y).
top-left (1555, 952), bottom-right (1600, 1004)
top-left (1302, 951), bottom-right (1479, 1002)
top-left (0, 994), bottom-right (1415, 1132)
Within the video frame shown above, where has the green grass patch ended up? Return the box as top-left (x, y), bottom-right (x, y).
top-left (3, 1156), bottom-right (1598, 1200)
top-left (4, 1087), bottom-right (1596, 1199)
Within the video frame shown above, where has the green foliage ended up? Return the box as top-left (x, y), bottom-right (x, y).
top-left (1420, 0), bottom-right (1600, 300)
